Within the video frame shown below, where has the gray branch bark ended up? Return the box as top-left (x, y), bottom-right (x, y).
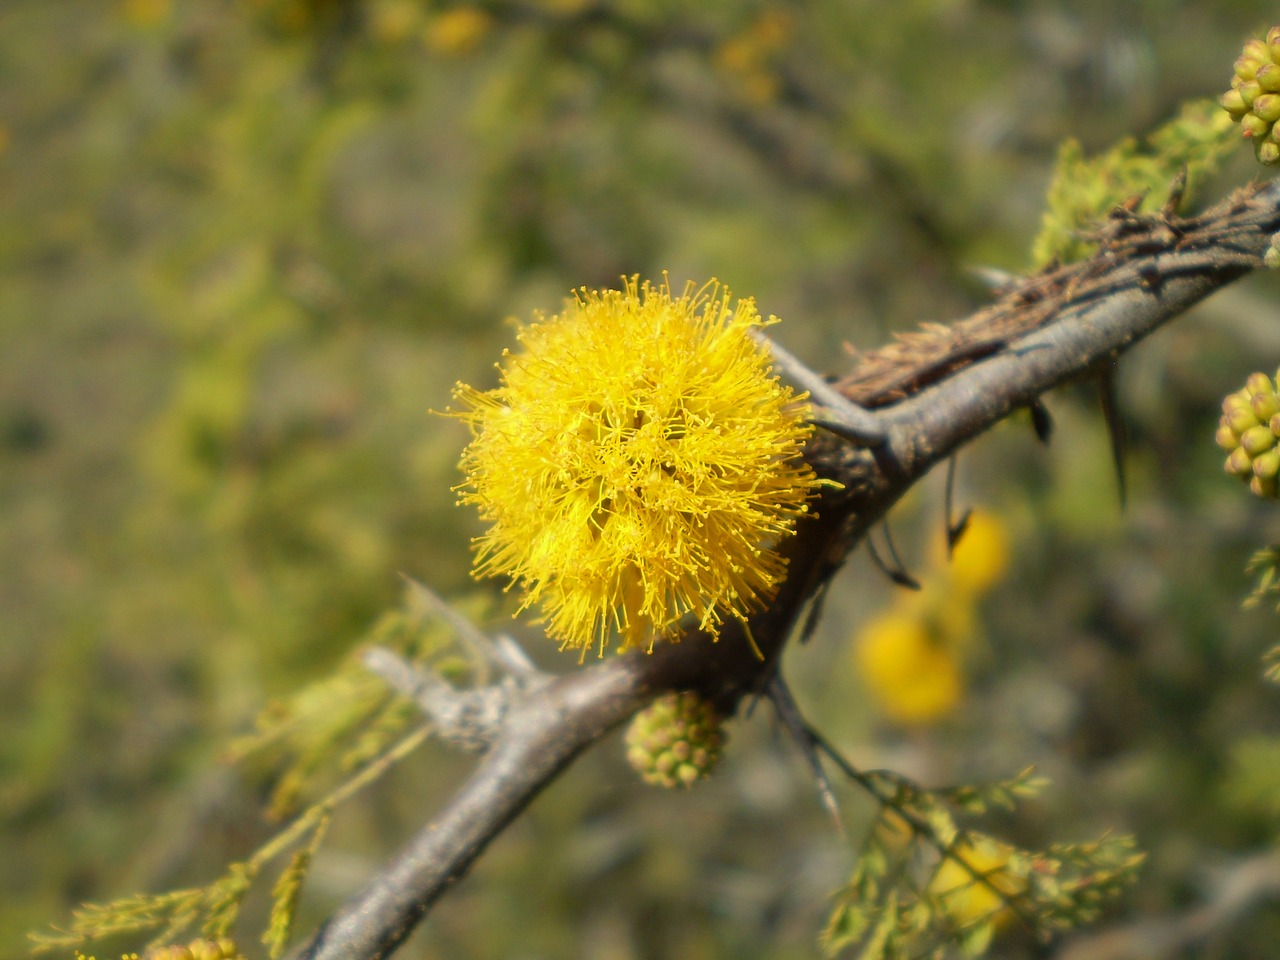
top-left (293, 178), bottom-right (1280, 960)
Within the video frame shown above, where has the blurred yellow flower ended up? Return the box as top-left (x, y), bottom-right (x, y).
top-left (452, 277), bottom-right (823, 655)
top-left (537, 0), bottom-right (591, 12)
top-left (855, 610), bottom-right (963, 725)
top-left (73, 939), bottom-right (243, 960)
top-left (424, 7), bottom-right (493, 56)
top-left (713, 10), bottom-right (794, 105)
top-left (854, 508), bottom-right (1009, 725)
top-left (369, 0), bottom-right (420, 43)
top-left (121, 0), bottom-right (170, 26)
top-left (938, 509), bottom-right (1010, 595)
top-left (928, 838), bottom-right (1024, 931)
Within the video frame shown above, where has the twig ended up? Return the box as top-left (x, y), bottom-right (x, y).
top-left (763, 672), bottom-right (845, 837)
top-left (751, 328), bottom-right (888, 446)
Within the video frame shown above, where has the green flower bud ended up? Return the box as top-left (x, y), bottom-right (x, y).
top-left (1245, 38), bottom-right (1271, 64)
top-left (1239, 424), bottom-right (1276, 455)
top-left (1259, 63), bottom-right (1280, 93)
top-left (1224, 389), bottom-right (1253, 414)
top-left (1242, 112), bottom-right (1272, 139)
top-left (1240, 79), bottom-right (1264, 108)
top-left (1227, 445), bottom-right (1255, 477)
top-left (625, 691), bottom-right (727, 788)
top-left (1258, 140), bottom-right (1280, 165)
top-left (1227, 403), bottom-right (1261, 434)
top-left (1222, 88), bottom-right (1249, 118)
top-left (1254, 449), bottom-right (1280, 479)
top-left (1216, 421), bottom-right (1241, 450)
top-left (1254, 94), bottom-right (1280, 123)
top-left (1247, 372), bottom-right (1275, 396)
top-left (1237, 57), bottom-right (1264, 83)
top-left (1221, 368), bottom-right (1280, 496)
top-left (1252, 389), bottom-right (1280, 421)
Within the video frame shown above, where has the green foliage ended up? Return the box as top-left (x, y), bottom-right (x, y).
top-left (822, 769), bottom-right (1142, 959)
top-left (1244, 545), bottom-right (1280, 612)
top-left (226, 584), bottom-right (478, 820)
top-left (263, 817), bottom-right (328, 959)
top-left (1031, 99), bottom-right (1238, 267)
top-left (1241, 549), bottom-right (1280, 683)
top-left (29, 584), bottom-right (465, 957)
top-left (1221, 735), bottom-right (1280, 820)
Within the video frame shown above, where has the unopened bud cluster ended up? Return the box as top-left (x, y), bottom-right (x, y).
top-left (1221, 28), bottom-right (1280, 164)
top-left (1217, 371), bottom-right (1280, 498)
top-left (625, 691), bottom-right (726, 788)
top-left (146, 939), bottom-right (243, 960)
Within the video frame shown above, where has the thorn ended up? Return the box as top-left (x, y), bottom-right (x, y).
top-left (1116, 193), bottom-right (1144, 215)
top-left (1098, 364), bottom-right (1128, 511)
top-left (948, 510), bottom-right (973, 556)
top-left (966, 264), bottom-right (1019, 294)
top-left (942, 456), bottom-right (971, 557)
top-left (810, 410), bottom-right (885, 446)
top-left (1028, 399), bottom-right (1053, 445)
top-left (750, 328), bottom-right (887, 447)
top-left (765, 672), bottom-right (844, 837)
top-left (799, 579), bottom-right (831, 645)
top-left (1162, 166), bottom-right (1188, 218)
top-left (867, 526), bottom-right (921, 590)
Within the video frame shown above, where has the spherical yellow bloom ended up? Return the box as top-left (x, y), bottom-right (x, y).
top-left (855, 610), bottom-right (964, 725)
top-left (452, 277), bottom-right (823, 655)
top-left (928, 838), bottom-right (1024, 931)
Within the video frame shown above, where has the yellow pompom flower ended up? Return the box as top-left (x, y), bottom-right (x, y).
top-left (452, 277), bottom-right (823, 655)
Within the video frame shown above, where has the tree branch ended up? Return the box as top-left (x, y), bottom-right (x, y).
top-left (293, 178), bottom-right (1280, 960)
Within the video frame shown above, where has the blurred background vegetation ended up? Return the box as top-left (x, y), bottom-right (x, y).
top-left (7, 1), bottom-right (1280, 957)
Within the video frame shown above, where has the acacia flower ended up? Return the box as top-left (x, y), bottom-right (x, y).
top-left (451, 276), bottom-right (824, 655)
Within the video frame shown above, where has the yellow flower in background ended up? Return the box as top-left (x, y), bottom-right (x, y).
top-left (928, 838), bottom-right (1024, 931)
top-left (121, 0), bottom-right (171, 26)
top-left (855, 610), bottom-right (963, 725)
top-left (424, 7), bottom-right (493, 56)
top-left (73, 939), bottom-right (244, 960)
top-left (855, 508), bottom-right (1011, 725)
top-left (452, 277), bottom-right (823, 655)
top-left (369, 0), bottom-right (421, 43)
top-left (934, 508), bottom-right (1011, 595)
top-left (713, 10), bottom-right (795, 105)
